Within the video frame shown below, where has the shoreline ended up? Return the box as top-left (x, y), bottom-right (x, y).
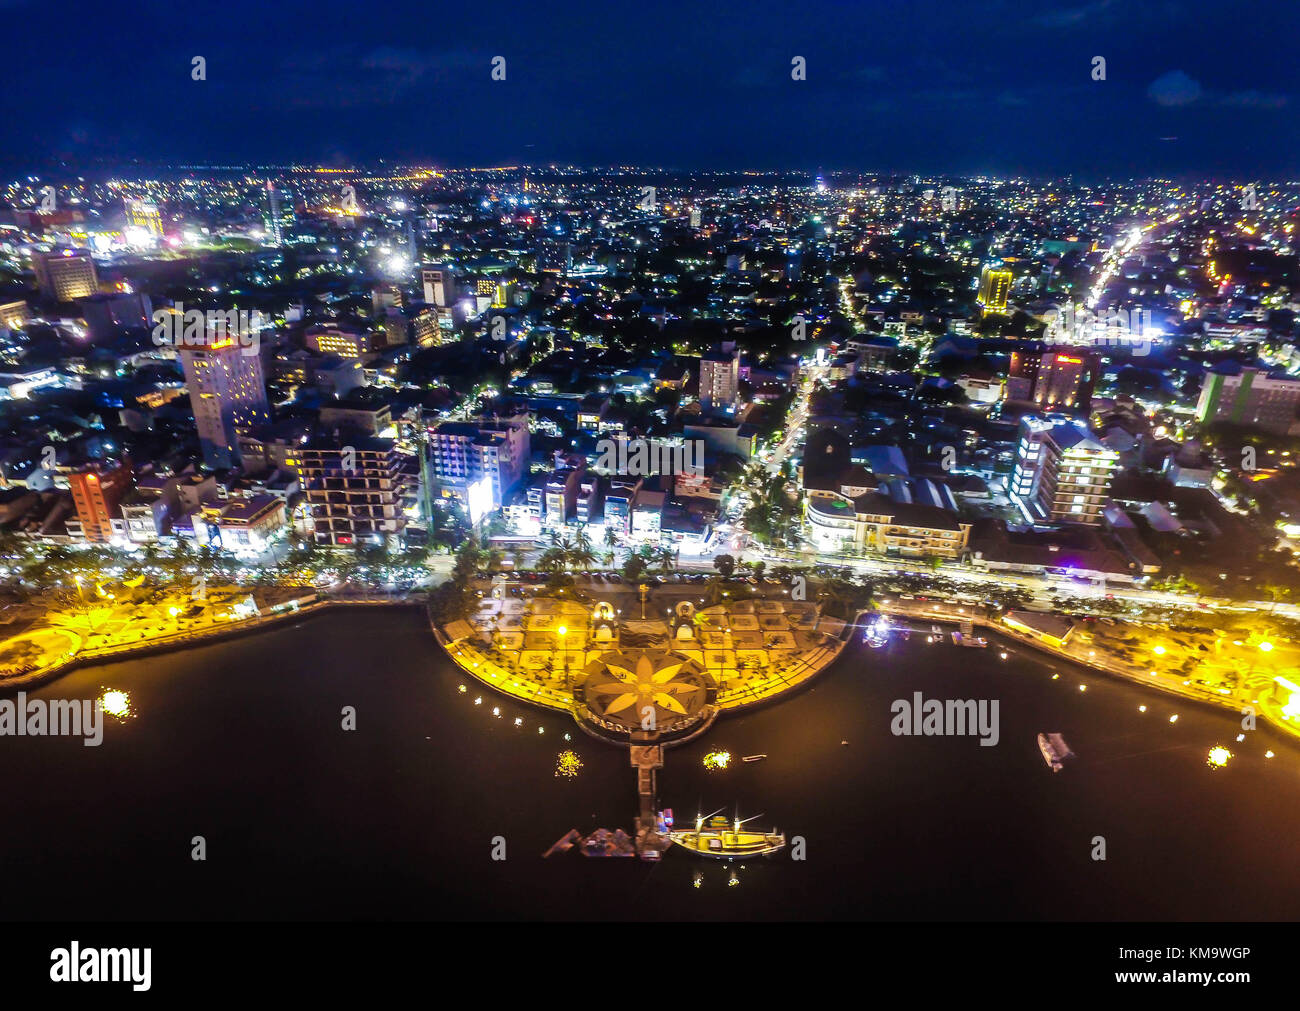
top-left (7, 585), bottom-right (1292, 744)
top-left (880, 604), bottom-right (1300, 741)
top-left (0, 595), bottom-right (424, 696)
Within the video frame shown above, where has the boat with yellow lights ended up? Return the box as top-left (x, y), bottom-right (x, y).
top-left (669, 811), bottom-right (786, 859)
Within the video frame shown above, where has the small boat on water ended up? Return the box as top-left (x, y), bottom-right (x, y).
top-left (742, 754), bottom-right (767, 763)
top-left (1038, 732), bottom-right (1075, 772)
top-left (862, 614), bottom-right (891, 648)
top-left (669, 810), bottom-right (786, 860)
top-left (952, 631), bottom-right (988, 648)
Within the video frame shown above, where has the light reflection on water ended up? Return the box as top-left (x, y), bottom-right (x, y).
top-left (2, 607), bottom-right (1299, 920)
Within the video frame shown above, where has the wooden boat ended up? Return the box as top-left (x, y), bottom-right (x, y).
top-left (669, 811), bottom-right (785, 859)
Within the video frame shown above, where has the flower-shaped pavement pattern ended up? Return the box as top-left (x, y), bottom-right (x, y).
top-left (584, 651), bottom-right (709, 730)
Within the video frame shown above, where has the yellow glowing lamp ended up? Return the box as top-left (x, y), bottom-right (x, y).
top-left (1207, 746), bottom-right (1232, 769)
top-left (100, 690), bottom-right (131, 718)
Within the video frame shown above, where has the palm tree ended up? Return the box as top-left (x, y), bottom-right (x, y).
top-left (621, 553), bottom-right (648, 582)
top-left (537, 547), bottom-right (568, 575)
top-left (570, 529), bottom-right (597, 572)
top-left (604, 526), bottom-right (618, 550)
top-left (655, 545), bottom-right (677, 576)
top-left (509, 546), bottom-right (528, 572)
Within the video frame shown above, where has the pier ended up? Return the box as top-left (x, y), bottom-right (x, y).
top-left (630, 740), bottom-right (670, 859)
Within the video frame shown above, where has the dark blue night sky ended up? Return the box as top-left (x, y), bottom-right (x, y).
top-left (7, 0), bottom-right (1300, 177)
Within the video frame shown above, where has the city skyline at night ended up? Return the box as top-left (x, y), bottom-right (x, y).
top-left (0, 0), bottom-right (1295, 996)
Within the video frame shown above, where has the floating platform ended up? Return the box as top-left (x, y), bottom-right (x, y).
top-left (952, 631), bottom-right (988, 648)
top-left (543, 827), bottom-right (637, 858)
top-left (1038, 732), bottom-right (1075, 773)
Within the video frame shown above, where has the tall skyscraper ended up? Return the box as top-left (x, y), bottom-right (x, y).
top-left (412, 307), bottom-right (442, 347)
top-left (32, 248), bottom-right (98, 301)
top-left (180, 340), bottom-right (271, 469)
top-left (1006, 348), bottom-right (1099, 412)
top-left (538, 242), bottom-right (572, 274)
top-left (699, 347), bottom-right (740, 413)
top-left (977, 266), bottom-right (1013, 315)
top-left (300, 430), bottom-right (412, 546)
top-left (421, 266), bottom-right (456, 307)
top-left (379, 307), bottom-right (409, 347)
top-left (1009, 416), bottom-right (1118, 526)
top-left (68, 461), bottom-right (132, 543)
top-left (264, 182), bottom-right (295, 246)
top-left (428, 413), bottom-right (531, 509)
top-left (124, 199), bottom-right (163, 239)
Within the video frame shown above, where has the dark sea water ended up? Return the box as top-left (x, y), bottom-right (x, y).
top-left (4, 606), bottom-right (1300, 921)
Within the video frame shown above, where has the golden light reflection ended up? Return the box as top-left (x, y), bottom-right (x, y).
top-left (703, 750), bottom-right (731, 771)
top-left (99, 689), bottom-right (131, 718)
top-left (555, 750), bottom-right (583, 779)
top-left (1207, 746), bottom-right (1232, 769)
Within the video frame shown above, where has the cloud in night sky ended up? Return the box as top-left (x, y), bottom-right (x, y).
top-left (1148, 71), bottom-right (1203, 107)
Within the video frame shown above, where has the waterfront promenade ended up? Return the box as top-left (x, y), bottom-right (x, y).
top-left (432, 580), bottom-right (853, 732)
top-left (879, 598), bottom-right (1300, 741)
top-left (0, 586), bottom-right (419, 693)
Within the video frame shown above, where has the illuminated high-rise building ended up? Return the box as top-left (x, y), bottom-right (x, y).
top-left (421, 266), bottom-right (456, 307)
top-left (538, 242), bottom-right (571, 274)
top-left (32, 248), bottom-right (98, 301)
top-left (412, 307), bottom-right (442, 347)
top-left (124, 199), bottom-right (163, 238)
top-left (264, 182), bottom-right (295, 246)
top-left (68, 461), bottom-right (132, 543)
top-left (1196, 367), bottom-right (1300, 435)
top-left (305, 322), bottom-right (386, 358)
top-left (1009, 416), bottom-right (1117, 526)
top-left (428, 413), bottom-right (530, 509)
top-left (977, 266), bottom-right (1013, 315)
top-left (699, 348), bottom-right (740, 413)
top-left (1006, 348), bottom-right (1098, 412)
top-left (180, 339), bottom-right (271, 469)
top-left (300, 430), bottom-right (411, 547)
